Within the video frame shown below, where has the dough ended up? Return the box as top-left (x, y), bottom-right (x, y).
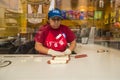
top-left (52, 55), bottom-right (70, 61)
top-left (47, 60), bottom-right (68, 64)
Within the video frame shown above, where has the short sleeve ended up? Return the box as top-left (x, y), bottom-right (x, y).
top-left (34, 25), bottom-right (48, 43)
top-left (62, 26), bottom-right (76, 43)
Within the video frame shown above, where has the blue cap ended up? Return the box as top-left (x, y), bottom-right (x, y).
top-left (48, 8), bottom-right (63, 19)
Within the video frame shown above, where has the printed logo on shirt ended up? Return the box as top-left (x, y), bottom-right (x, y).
top-left (59, 38), bottom-right (64, 45)
top-left (56, 34), bottom-right (62, 39)
top-left (62, 33), bottom-right (66, 38)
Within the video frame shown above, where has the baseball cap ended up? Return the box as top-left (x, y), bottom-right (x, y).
top-left (48, 8), bottom-right (63, 19)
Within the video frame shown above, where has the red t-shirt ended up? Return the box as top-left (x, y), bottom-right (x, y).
top-left (34, 24), bottom-right (76, 47)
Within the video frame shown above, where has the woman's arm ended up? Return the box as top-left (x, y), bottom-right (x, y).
top-left (63, 39), bottom-right (76, 55)
top-left (35, 42), bottom-right (49, 54)
top-left (68, 39), bottom-right (76, 51)
top-left (35, 42), bottom-right (66, 56)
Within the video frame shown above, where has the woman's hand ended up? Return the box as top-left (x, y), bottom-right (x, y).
top-left (63, 49), bottom-right (71, 55)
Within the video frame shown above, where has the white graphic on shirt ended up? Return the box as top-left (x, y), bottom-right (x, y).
top-left (56, 34), bottom-right (62, 39)
top-left (46, 34), bottom-right (65, 48)
top-left (59, 38), bottom-right (64, 45)
top-left (62, 33), bottom-right (66, 38)
top-left (54, 43), bottom-right (58, 47)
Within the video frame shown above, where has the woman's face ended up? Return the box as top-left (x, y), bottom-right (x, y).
top-left (49, 17), bottom-right (61, 29)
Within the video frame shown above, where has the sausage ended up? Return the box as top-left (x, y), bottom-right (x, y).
top-left (75, 54), bottom-right (87, 58)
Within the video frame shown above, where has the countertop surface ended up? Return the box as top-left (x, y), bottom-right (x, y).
top-left (0, 44), bottom-right (120, 80)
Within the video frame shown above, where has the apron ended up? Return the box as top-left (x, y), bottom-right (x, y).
top-left (45, 31), bottom-right (67, 51)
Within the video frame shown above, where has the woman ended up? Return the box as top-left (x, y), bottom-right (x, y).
top-left (34, 8), bottom-right (76, 56)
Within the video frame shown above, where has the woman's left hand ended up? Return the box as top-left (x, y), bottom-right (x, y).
top-left (63, 49), bottom-right (71, 55)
